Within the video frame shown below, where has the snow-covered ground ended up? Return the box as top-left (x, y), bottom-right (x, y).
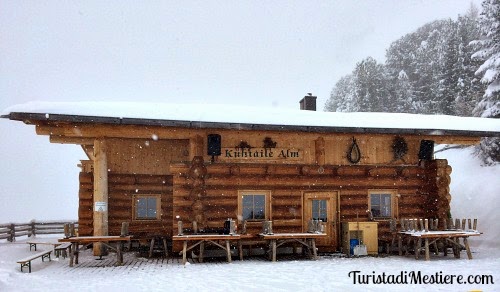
top-left (0, 237), bottom-right (498, 292)
top-left (0, 147), bottom-right (498, 292)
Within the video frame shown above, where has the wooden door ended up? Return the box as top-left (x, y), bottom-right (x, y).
top-left (303, 192), bottom-right (338, 251)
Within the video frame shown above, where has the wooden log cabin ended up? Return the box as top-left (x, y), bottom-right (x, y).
top-left (2, 96), bottom-right (499, 256)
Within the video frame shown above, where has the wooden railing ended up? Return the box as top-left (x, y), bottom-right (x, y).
top-left (0, 220), bottom-right (78, 242)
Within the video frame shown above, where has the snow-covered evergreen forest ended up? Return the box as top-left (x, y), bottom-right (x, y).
top-left (324, 0), bottom-right (499, 165)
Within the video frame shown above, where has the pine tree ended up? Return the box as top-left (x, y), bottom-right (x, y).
top-left (471, 0), bottom-right (500, 165)
top-left (325, 75), bottom-right (357, 112)
top-left (352, 57), bottom-right (390, 112)
top-left (455, 11), bottom-right (484, 116)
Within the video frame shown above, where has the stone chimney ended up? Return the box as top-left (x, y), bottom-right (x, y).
top-left (299, 93), bottom-right (317, 111)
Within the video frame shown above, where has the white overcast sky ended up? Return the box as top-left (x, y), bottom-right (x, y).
top-left (0, 0), bottom-right (484, 221)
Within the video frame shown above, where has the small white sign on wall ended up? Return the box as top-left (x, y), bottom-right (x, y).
top-left (94, 202), bottom-right (108, 212)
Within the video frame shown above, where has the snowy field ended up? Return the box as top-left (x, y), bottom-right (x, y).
top-left (0, 147), bottom-right (498, 292)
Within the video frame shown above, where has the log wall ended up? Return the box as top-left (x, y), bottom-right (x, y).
top-left (78, 172), bottom-right (173, 238)
top-left (170, 160), bottom-right (440, 251)
top-left (74, 133), bottom-right (450, 253)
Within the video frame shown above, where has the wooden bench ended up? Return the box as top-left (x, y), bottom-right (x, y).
top-left (26, 241), bottom-right (60, 251)
top-left (54, 242), bottom-right (72, 258)
top-left (17, 250), bottom-right (52, 273)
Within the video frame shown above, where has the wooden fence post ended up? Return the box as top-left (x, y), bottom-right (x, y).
top-left (8, 223), bottom-right (15, 242)
top-left (30, 220), bottom-right (36, 237)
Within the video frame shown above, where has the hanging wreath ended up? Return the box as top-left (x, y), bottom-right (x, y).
top-left (347, 137), bottom-right (361, 164)
top-left (392, 136), bottom-right (408, 162)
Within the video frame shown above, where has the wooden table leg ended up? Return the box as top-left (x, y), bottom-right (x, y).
top-left (398, 234), bottom-right (403, 256)
top-left (162, 238), bottom-right (168, 257)
top-left (238, 240), bottom-right (243, 261)
top-left (75, 243), bottom-right (79, 265)
top-left (415, 238), bottom-right (421, 259)
top-left (69, 243), bottom-right (75, 267)
top-left (225, 240), bottom-right (232, 263)
top-left (271, 239), bottom-right (277, 262)
top-left (453, 238), bottom-right (460, 258)
top-left (432, 240), bottom-right (439, 255)
top-left (199, 241), bottom-right (205, 263)
top-left (182, 241), bottom-right (187, 265)
top-left (117, 242), bottom-right (123, 265)
top-left (405, 237), bottom-right (412, 256)
top-left (310, 239), bottom-right (318, 260)
top-left (424, 238), bottom-right (430, 261)
top-left (149, 237), bottom-right (155, 258)
top-left (463, 237), bottom-right (473, 259)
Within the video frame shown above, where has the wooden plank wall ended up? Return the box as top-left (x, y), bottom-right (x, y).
top-left (106, 138), bottom-right (189, 175)
top-left (78, 172), bottom-right (174, 238)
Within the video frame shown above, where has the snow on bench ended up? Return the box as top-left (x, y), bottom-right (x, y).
top-left (17, 250), bottom-right (52, 273)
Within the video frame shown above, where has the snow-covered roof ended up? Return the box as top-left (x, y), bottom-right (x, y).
top-left (2, 101), bottom-right (499, 137)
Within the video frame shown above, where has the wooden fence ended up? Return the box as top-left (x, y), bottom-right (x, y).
top-left (0, 220), bottom-right (78, 242)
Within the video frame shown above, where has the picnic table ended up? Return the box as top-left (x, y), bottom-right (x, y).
top-left (398, 230), bottom-right (481, 261)
top-left (58, 236), bottom-right (132, 267)
top-left (258, 233), bottom-right (326, 262)
top-left (172, 234), bottom-right (241, 265)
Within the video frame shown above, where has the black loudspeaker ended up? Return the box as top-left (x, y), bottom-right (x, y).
top-left (418, 140), bottom-right (434, 160)
top-left (207, 134), bottom-right (221, 156)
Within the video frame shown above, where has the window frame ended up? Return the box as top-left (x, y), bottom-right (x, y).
top-left (237, 190), bottom-right (271, 223)
top-left (132, 194), bottom-right (161, 221)
top-left (367, 189), bottom-right (398, 220)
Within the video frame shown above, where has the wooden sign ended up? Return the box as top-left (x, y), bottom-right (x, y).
top-left (219, 147), bottom-right (303, 161)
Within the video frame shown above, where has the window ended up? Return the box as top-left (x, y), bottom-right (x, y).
top-left (133, 195), bottom-right (161, 220)
top-left (311, 199), bottom-right (328, 222)
top-left (368, 190), bottom-right (398, 219)
top-left (238, 190), bottom-right (271, 222)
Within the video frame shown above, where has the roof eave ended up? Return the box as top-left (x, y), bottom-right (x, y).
top-left (3, 112), bottom-right (499, 137)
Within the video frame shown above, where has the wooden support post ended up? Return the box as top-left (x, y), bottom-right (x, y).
top-left (455, 219), bottom-right (460, 230)
top-left (473, 218), bottom-right (477, 230)
top-left (467, 219), bottom-right (472, 230)
top-left (424, 219), bottom-right (429, 232)
top-left (9, 223), bottom-right (15, 242)
top-left (93, 138), bottom-right (109, 256)
top-left (461, 219), bottom-right (466, 230)
top-left (30, 220), bottom-right (36, 237)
